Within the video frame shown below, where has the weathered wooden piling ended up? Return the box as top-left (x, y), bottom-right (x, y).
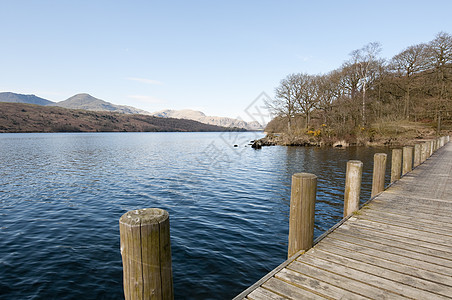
top-left (413, 144), bottom-right (421, 168)
top-left (390, 149), bottom-right (402, 183)
top-left (421, 142), bottom-right (428, 162)
top-left (288, 173), bottom-right (317, 258)
top-left (402, 146), bottom-right (413, 175)
top-left (343, 160), bottom-right (363, 218)
top-left (120, 208), bottom-right (173, 300)
top-left (371, 153), bottom-right (387, 198)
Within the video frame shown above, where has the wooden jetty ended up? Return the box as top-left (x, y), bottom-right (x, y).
top-left (235, 137), bottom-right (452, 300)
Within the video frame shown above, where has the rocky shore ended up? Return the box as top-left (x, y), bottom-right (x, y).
top-left (252, 129), bottom-right (446, 149)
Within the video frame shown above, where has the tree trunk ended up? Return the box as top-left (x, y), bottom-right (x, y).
top-left (362, 83), bottom-right (366, 125)
top-left (405, 84), bottom-right (411, 119)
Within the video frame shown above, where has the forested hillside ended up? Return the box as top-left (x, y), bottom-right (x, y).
top-left (264, 32), bottom-right (452, 146)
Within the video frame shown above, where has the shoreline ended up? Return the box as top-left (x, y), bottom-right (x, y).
top-left (251, 132), bottom-right (448, 149)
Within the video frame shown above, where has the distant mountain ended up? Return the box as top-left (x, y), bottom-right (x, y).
top-left (152, 109), bottom-right (263, 131)
top-left (0, 102), bottom-right (244, 133)
top-left (50, 93), bottom-right (152, 115)
top-left (1, 92), bottom-right (262, 130)
top-left (0, 92), bottom-right (55, 105)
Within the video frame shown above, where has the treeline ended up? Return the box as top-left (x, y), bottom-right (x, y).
top-left (266, 32), bottom-right (452, 138)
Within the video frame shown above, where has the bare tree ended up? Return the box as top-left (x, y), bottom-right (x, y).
top-left (317, 71), bottom-right (342, 124)
top-left (339, 61), bottom-right (361, 99)
top-left (390, 43), bottom-right (429, 119)
top-left (295, 74), bottom-right (320, 128)
top-left (427, 32), bottom-right (452, 108)
top-left (267, 73), bottom-right (299, 132)
top-left (348, 42), bottom-right (382, 125)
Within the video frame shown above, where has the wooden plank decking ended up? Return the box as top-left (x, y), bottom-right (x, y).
top-left (235, 141), bottom-right (452, 300)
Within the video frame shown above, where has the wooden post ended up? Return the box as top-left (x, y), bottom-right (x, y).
top-left (120, 208), bottom-right (173, 300)
top-left (402, 146), bottom-right (413, 175)
top-left (390, 149), bottom-right (402, 183)
top-left (344, 160), bottom-right (363, 218)
top-left (429, 141), bottom-right (434, 156)
top-left (425, 142), bottom-right (430, 161)
top-left (288, 173), bottom-right (317, 258)
top-left (421, 142), bottom-right (428, 162)
top-left (413, 144), bottom-right (421, 168)
top-left (371, 153), bottom-right (387, 198)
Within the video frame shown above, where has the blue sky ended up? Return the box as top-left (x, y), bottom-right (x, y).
top-left (1, 0), bottom-right (451, 120)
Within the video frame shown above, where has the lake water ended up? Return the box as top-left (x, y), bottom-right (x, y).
top-left (0, 132), bottom-right (391, 299)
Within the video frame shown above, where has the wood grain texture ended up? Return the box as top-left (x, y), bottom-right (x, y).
top-left (344, 160), bottom-right (363, 217)
top-left (288, 173), bottom-right (317, 258)
top-left (371, 153), bottom-right (387, 197)
top-left (120, 208), bottom-right (173, 300)
top-left (402, 146), bottom-right (413, 175)
top-left (413, 144), bottom-right (421, 167)
top-left (391, 148), bottom-right (402, 183)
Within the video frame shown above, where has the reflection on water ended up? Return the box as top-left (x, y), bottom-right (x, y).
top-left (0, 132), bottom-right (391, 299)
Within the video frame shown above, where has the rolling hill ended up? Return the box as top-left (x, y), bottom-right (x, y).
top-left (0, 92), bottom-right (55, 105)
top-left (0, 92), bottom-right (263, 130)
top-left (152, 109), bottom-right (263, 130)
top-left (49, 93), bottom-right (151, 115)
top-left (0, 102), bottom-right (243, 133)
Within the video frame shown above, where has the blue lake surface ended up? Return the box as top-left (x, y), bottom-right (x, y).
top-left (0, 132), bottom-right (391, 299)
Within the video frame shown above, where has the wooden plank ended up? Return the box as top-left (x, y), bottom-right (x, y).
top-left (297, 253), bottom-right (450, 300)
top-left (360, 204), bottom-right (452, 224)
top-left (348, 214), bottom-right (452, 242)
top-left (354, 212), bottom-right (452, 237)
top-left (287, 260), bottom-right (408, 299)
top-left (358, 209), bottom-right (452, 232)
top-left (344, 220), bottom-right (452, 253)
top-left (262, 277), bottom-right (327, 300)
top-left (313, 242), bottom-right (452, 287)
top-left (379, 193), bottom-right (452, 206)
top-left (372, 198), bottom-right (452, 212)
top-left (233, 249), bottom-right (305, 300)
top-left (376, 185), bottom-right (452, 201)
top-left (369, 201), bottom-right (452, 218)
top-left (320, 236), bottom-right (452, 276)
top-left (308, 248), bottom-right (452, 298)
top-left (335, 221), bottom-right (452, 257)
top-left (275, 268), bottom-right (368, 300)
top-left (346, 217), bottom-right (452, 246)
top-left (247, 287), bottom-right (289, 300)
top-left (329, 230), bottom-right (452, 268)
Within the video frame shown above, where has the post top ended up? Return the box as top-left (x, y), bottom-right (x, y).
top-left (374, 153), bottom-right (387, 157)
top-left (347, 160), bottom-right (363, 166)
top-left (292, 173), bottom-right (317, 179)
top-left (119, 208), bottom-right (169, 226)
